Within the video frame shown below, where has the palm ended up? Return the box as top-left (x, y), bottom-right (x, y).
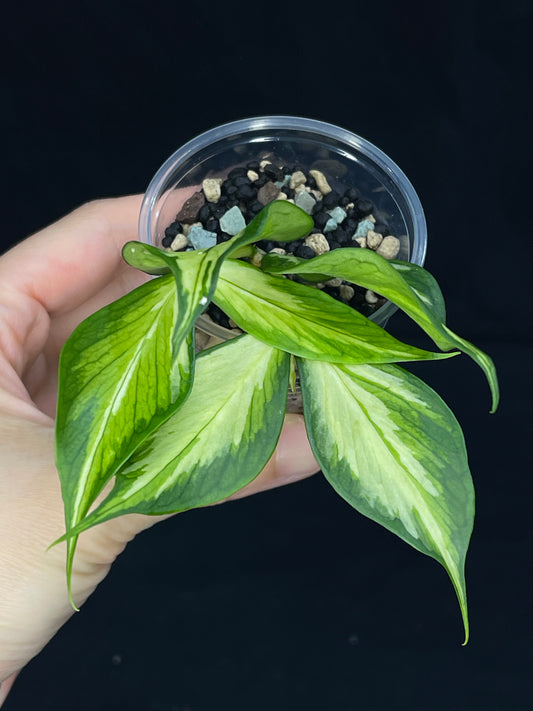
top-left (0, 197), bottom-right (150, 681)
top-left (0, 196), bottom-right (318, 690)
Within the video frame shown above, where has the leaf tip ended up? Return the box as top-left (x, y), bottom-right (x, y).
top-left (460, 606), bottom-right (470, 646)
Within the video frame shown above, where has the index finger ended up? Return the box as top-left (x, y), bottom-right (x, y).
top-left (0, 195), bottom-right (145, 316)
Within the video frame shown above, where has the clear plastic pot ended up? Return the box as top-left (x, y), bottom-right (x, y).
top-left (138, 116), bottom-right (428, 410)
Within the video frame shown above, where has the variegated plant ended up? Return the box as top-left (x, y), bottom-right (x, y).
top-left (54, 201), bottom-right (498, 643)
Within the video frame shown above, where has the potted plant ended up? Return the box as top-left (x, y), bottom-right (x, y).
top-left (53, 118), bottom-right (498, 645)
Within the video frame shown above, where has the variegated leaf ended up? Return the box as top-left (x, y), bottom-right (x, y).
top-left (214, 259), bottom-right (456, 365)
top-left (298, 357), bottom-right (474, 643)
top-left (55, 274), bottom-right (193, 601)
top-left (63, 336), bottom-right (290, 533)
top-left (261, 250), bottom-right (499, 411)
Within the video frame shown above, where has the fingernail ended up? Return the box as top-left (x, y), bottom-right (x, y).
top-left (275, 413), bottom-right (319, 482)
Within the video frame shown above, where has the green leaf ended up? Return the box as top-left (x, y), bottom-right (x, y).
top-left (261, 250), bottom-right (499, 411)
top-left (123, 244), bottom-right (225, 353)
top-left (298, 357), bottom-right (474, 643)
top-left (213, 259), bottom-right (456, 365)
top-left (121, 201), bottom-right (313, 352)
top-left (61, 336), bottom-right (290, 534)
top-left (55, 275), bottom-right (193, 602)
top-left (224, 199), bottom-right (314, 252)
top-left (122, 200), bottom-right (313, 275)
top-left (394, 262), bottom-right (499, 413)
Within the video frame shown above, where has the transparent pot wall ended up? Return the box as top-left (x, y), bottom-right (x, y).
top-left (139, 116), bottom-right (427, 328)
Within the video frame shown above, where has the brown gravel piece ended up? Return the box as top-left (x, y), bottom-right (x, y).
top-left (257, 181), bottom-right (281, 205)
top-left (176, 190), bottom-right (206, 223)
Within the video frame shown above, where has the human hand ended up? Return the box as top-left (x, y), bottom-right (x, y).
top-left (0, 196), bottom-right (318, 702)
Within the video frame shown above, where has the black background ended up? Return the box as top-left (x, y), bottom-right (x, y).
top-left (2, 1), bottom-right (531, 709)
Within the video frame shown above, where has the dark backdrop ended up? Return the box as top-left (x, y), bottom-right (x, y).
top-left (2, 1), bottom-right (531, 709)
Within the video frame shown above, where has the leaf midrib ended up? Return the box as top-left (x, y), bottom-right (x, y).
top-left (331, 366), bottom-right (453, 560)
top-left (217, 277), bottom-right (416, 357)
top-left (68, 302), bottom-right (173, 518)
top-left (94, 351), bottom-right (282, 516)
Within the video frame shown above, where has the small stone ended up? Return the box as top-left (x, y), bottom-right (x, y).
top-left (290, 170), bottom-right (307, 189)
top-left (257, 181), bottom-right (281, 205)
top-left (236, 183), bottom-right (256, 201)
top-left (252, 251), bottom-right (264, 267)
top-left (176, 190), bottom-right (206, 223)
top-left (275, 173), bottom-right (291, 188)
top-left (202, 178), bottom-right (222, 203)
top-left (304, 233), bottom-right (330, 255)
top-left (328, 206), bottom-right (347, 224)
top-left (263, 164), bottom-right (283, 181)
top-left (354, 236), bottom-right (367, 248)
top-left (309, 169), bottom-right (332, 195)
top-left (323, 217), bottom-right (337, 233)
top-left (170, 233), bottom-right (189, 251)
top-left (352, 218), bottom-right (375, 239)
top-left (219, 205), bottom-right (246, 235)
top-left (188, 225), bottom-right (217, 249)
top-left (269, 247), bottom-right (287, 255)
top-left (356, 198), bottom-right (374, 216)
top-left (247, 169), bottom-right (259, 182)
top-left (339, 284), bottom-right (355, 301)
top-left (260, 159), bottom-right (272, 170)
top-left (325, 277), bottom-right (343, 287)
top-left (182, 221), bottom-right (201, 237)
top-left (294, 189), bottom-right (316, 214)
top-left (365, 289), bottom-right (379, 304)
top-left (366, 230), bottom-right (383, 250)
top-left (295, 244), bottom-right (316, 259)
top-left (376, 235), bottom-right (400, 259)
top-left (322, 190), bottom-right (341, 209)
top-left (277, 192), bottom-right (288, 200)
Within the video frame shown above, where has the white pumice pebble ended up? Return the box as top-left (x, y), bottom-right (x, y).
top-left (170, 233), bottom-right (189, 251)
top-left (366, 230), bottom-right (383, 250)
top-left (325, 277), bottom-right (343, 287)
top-left (368, 214), bottom-right (376, 223)
top-left (269, 247), bottom-right (287, 255)
top-left (289, 170), bottom-right (307, 189)
top-left (309, 169), bottom-right (332, 194)
top-left (365, 289), bottom-right (379, 304)
top-left (304, 233), bottom-right (330, 255)
top-left (247, 170), bottom-right (259, 181)
top-left (276, 192), bottom-right (288, 200)
top-left (202, 178), bottom-right (222, 203)
top-left (260, 159), bottom-right (272, 170)
top-left (340, 284), bottom-right (355, 301)
top-left (252, 251), bottom-right (264, 267)
top-left (355, 236), bottom-right (367, 248)
top-left (376, 235), bottom-right (401, 259)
